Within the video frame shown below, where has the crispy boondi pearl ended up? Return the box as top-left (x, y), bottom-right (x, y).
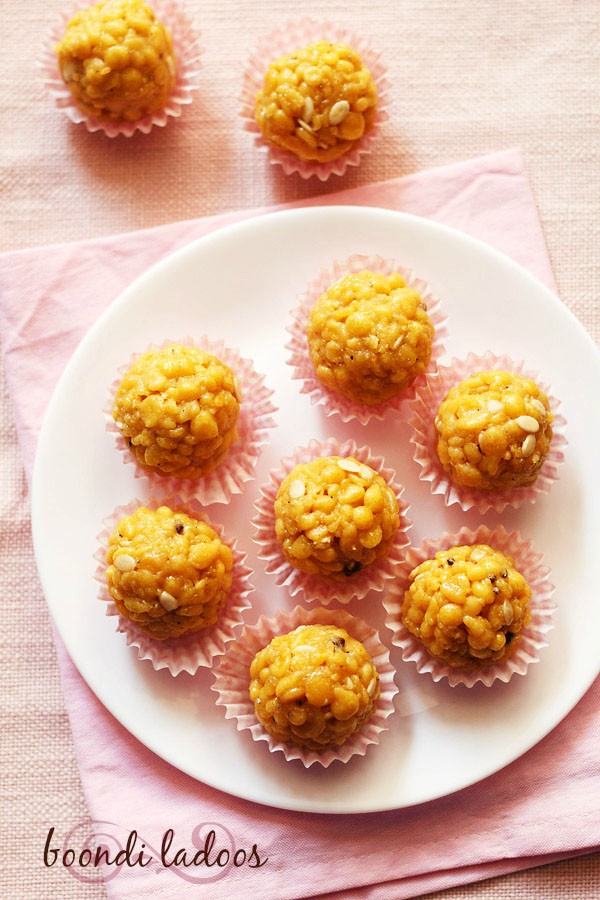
top-left (249, 624), bottom-right (380, 749)
top-left (401, 544), bottom-right (531, 669)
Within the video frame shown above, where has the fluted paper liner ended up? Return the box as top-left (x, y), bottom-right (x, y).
top-left (241, 19), bottom-right (390, 180)
top-left (105, 336), bottom-right (277, 505)
top-left (409, 351), bottom-right (567, 514)
top-left (383, 523), bottom-right (556, 688)
top-left (95, 496), bottom-right (253, 675)
top-left (287, 253), bottom-right (448, 425)
top-left (41, 0), bottom-right (202, 137)
top-left (211, 605), bottom-right (398, 767)
top-left (252, 437), bottom-right (411, 605)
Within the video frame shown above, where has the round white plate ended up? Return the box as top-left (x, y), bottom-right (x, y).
top-left (31, 206), bottom-right (600, 814)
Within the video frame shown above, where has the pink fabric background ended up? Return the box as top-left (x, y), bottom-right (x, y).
top-left (1, 1), bottom-right (599, 898)
top-left (2, 151), bottom-right (599, 900)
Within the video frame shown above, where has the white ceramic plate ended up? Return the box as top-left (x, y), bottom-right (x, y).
top-left (31, 207), bottom-right (600, 814)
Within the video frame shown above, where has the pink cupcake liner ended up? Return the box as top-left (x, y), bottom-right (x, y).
top-left (383, 523), bottom-right (556, 688)
top-left (241, 19), bottom-right (391, 181)
top-left (211, 604), bottom-right (398, 767)
top-left (94, 496), bottom-right (254, 675)
top-left (252, 437), bottom-right (411, 605)
top-left (41, 0), bottom-right (202, 137)
top-left (105, 336), bottom-right (277, 505)
top-left (409, 351), bottom-right (567, 514)
top-left (286, 253), bottom-right (448, 425)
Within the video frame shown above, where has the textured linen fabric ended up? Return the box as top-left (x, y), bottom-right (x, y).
top-left (1, 0), bottom-right (599, 898)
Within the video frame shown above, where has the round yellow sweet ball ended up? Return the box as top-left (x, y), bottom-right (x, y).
top-left (56, 0), bottom-right (176, 122)
top-left (274, 455), bottom-right (400, 579)
top-left (255, 41), bottom-right (377, 163)
top-left (435, 370), bottom-right (554, 491)
top-left (307, 270), bottom-right (434, 405)
top-left (106, 506), bottom-right (233, 640)
top-left (249, 623), bottom-right (380, 749)
top-left (401, 543), bottom-right (531, 669)
top-left (112, 344), bottom-right (241, 480)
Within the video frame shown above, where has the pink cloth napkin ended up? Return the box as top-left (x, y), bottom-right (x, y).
top-left (1, 149), bottom-right (598, 900)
